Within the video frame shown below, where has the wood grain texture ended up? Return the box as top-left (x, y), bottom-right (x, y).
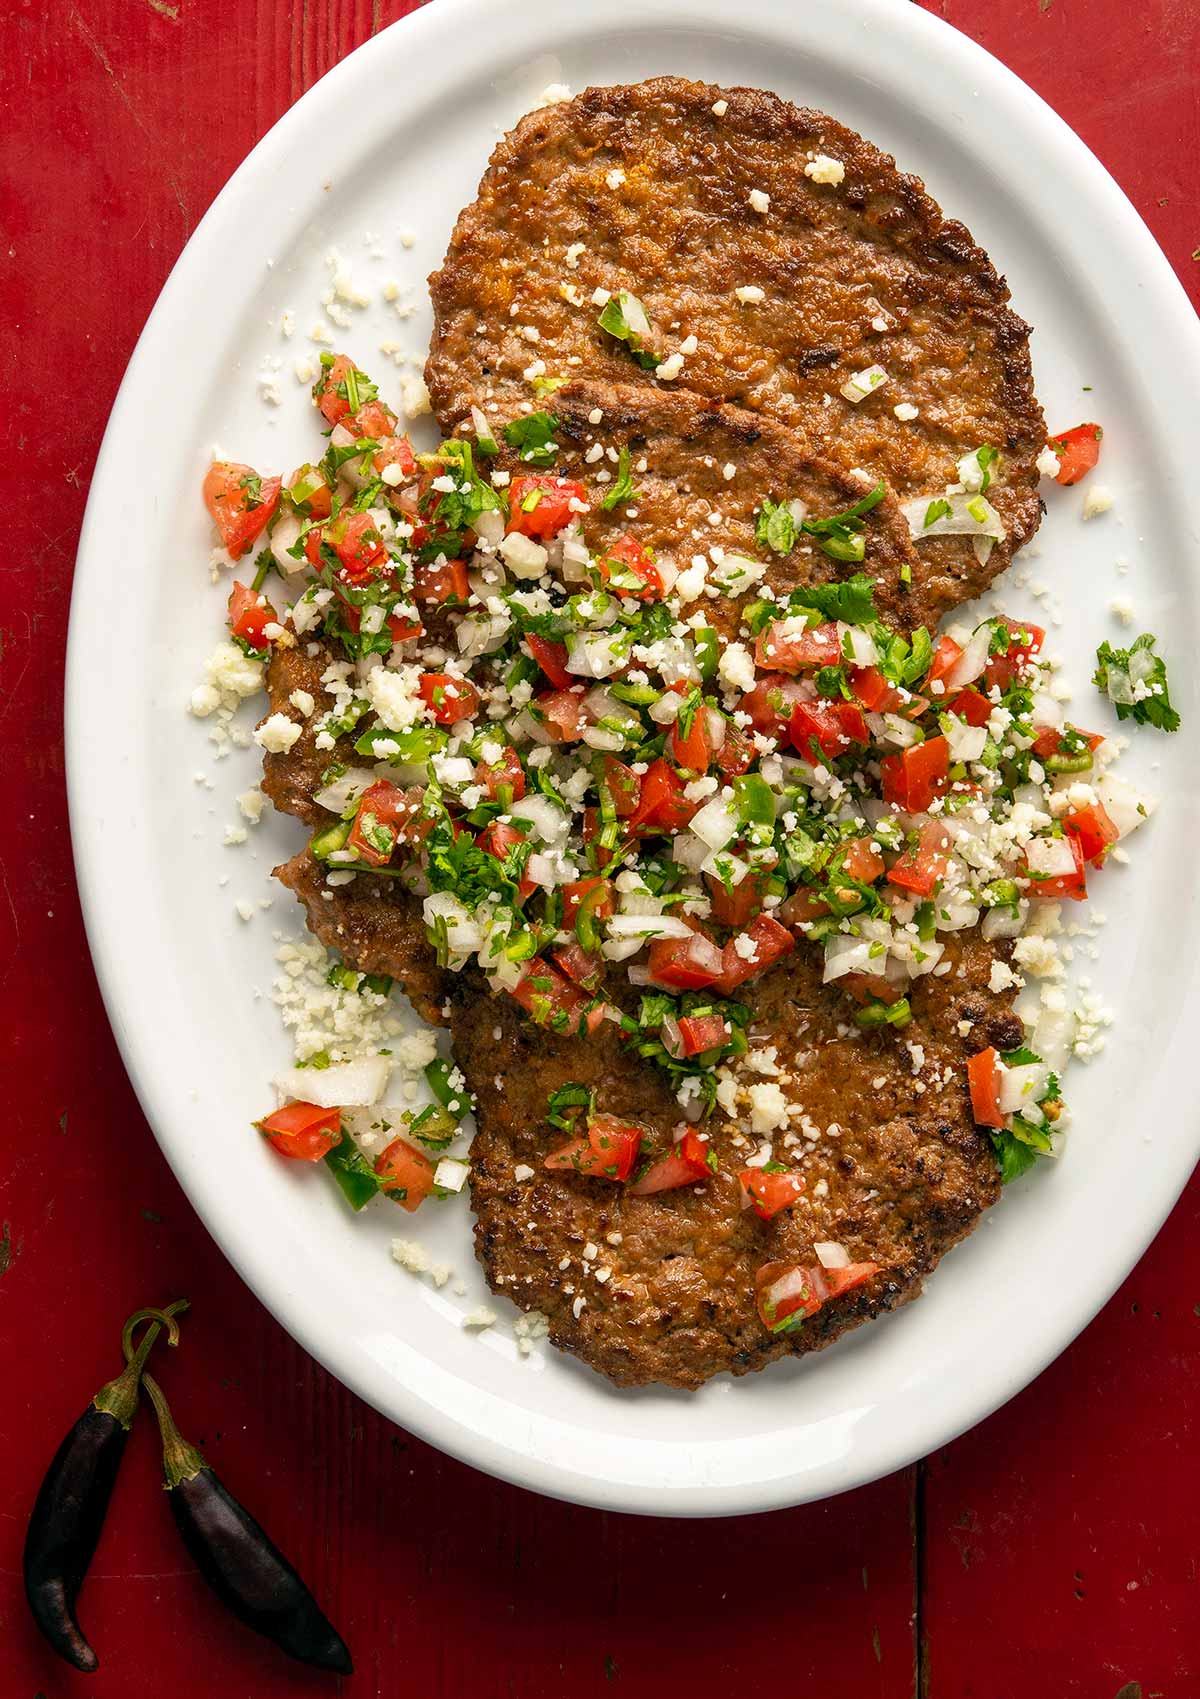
top-left (0, 0), bottom-right (1196, 1693)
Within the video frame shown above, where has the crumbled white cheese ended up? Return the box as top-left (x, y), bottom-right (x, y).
top-left (1035, 444), bottom-right (1063, 479)
top-left (748, 1082), bottom-right (790, 1135)
top-left (734, 285), bottom-right (765, 304)
top-left (1082, 484), bottom-right (1113, 519)
top-left (605, 168), bottom-right (626, 190)
top-left (804, 154), bottom-right (845, 185)
top-left (1108, 595), bottom-right (1135, 627)
top-left (254, 713), bottom-right (301, 755)
top-left (711, 98), bottom-right (728, 117)
top-left (748, 188), bottom-right (770, 214)
top-left (717, 640), bottom-right (756, 695)
top-left (893, 402), bottom-right (919, 422)
top-left (656, 353), bottom-right (685, 381)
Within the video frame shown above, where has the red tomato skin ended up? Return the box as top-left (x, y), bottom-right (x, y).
top-left (712, 723), bottom-right (754, 777)
top-left (600, 534), bottom-right (664, 600)
top-left (677, 1013), bottom-right (731, 1056)
top-left (527, 634), bottom-right (573, 689)
top-left (413, 558), bottom-right (470, 604)
top-left (706, 871), bottom-right (765, 928)
top-left (1048, 422), bottom-right (1102, 485)
top-left (754, 1260), bottom-right (825, 1328)
top-left (968, 1047), bottom-right (1005, 1129)
top-left (257, 1102), bottom-right (341, 1161)
top-left (777, 886), bottom-right (831, 927)
top-left (646, 932), bottom-right (725, 991)
top-left (562, 876), bottom-right (615, 922)
top-left (886, 821), bottom-right (951, 898)
top-left (285, 463), bottom-right (333, 519)
top-left (227, 581), bottom-right (277, 649)
top-left (740, 1168), bottom-right (806, 1220)
top-left (600, 756), bottom-right (642, 817)
top-left (838, 837), bottom-right (885, 885)
top-left (374, 1137), bottom-right (435, 1211)
top-left (670, 707), bottom-right (714, 772)
top-left (926, 635), bottom-right (964, 689)
top-left (739, 674), bottom-right (808, 741)
top-left (820, 1261), bottom-right (880, 1297)
top-left (511, 960), bottom-right (593, 1035)
top-left (553, 939), bottom-right (604, 992)
top-left (1064, 802), bottom-right (1119, 865)
top-left (346, 780), bottom-right (412, 867)
top-left (754, 619), bottom-right (841, 673)
top-left (879, 735), bottom-right (950, 813)
top-left (373, 435), bottom-right (417, 479)
top-left (984, 617), bottom-right (1045, 693)
top-left (1024, 831), bottom-right (1088, 901)
top-left (418, 672), bottom-right (481, 725)
top-left (476, 746), bottom-right (526, 803)
top-left (839, 971), bottom-right (906, 1007)
top-left (203, 462), bottom-right (281, 560)
top-left (789, 700), bottom-right (868, 760)
top-left (349, 399), bottom-right (399, 439)
top-left (507, 476), bottom-right (587, 539)
top-left (629, 1132), bottom-right (713, 1195)
top-left (949, 686), bottom-right (993, 728)
top-left (313, 354), bottom-right (356, 425)
top-left (628, 757), bottom-right (695, 832)
top-left (714, 915), bottom-right (795, 994)
top-left (535, 688), bottom-right (590, 743)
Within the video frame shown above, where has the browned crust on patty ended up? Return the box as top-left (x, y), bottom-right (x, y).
top-left (461, 932), bottom-right (1015, 1388)
top-left (428, 76), bottom-right (1044, 590)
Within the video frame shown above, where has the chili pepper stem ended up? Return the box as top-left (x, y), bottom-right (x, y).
top-left (93, 1300), bottom-right (189, 1430)
top-left (141, 1371), bottom-right (207, 1490)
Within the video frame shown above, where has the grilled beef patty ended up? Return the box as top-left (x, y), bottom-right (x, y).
top-left (428, 76), bottom-right (1044, 597)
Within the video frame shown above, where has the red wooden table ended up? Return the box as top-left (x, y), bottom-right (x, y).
top-left (3, 3), bottom-right (1198, 1694)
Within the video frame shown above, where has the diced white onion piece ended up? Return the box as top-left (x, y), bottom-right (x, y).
top-left (1030, 690), bottom-right (1063, 730)
top-left (1095, 773), bottom-right (1156, 838)
top-left (559, 524), bottom-right (591, 583)
top-left (841, 365), bottom-right (889, 404)
top-left (457, 612), bottom-right (510, 657)
top-left (1025, 836), bottom-right (1077, 879)
top-left (470, 403), bottom-right (498, 449)
top-left (330, 423), bottom-right (372, 488)
top-left (711, 554), bottom-right (768, 595)
top-left (433, 1157), bottom-right (470, 1193)
top-left (688, 795), bottom-right (739, 851)
top-left (515, 708), bottom-right (555, 747)
top-left (1013, 783), bottom-right (1051, 817)
top-left (705, 707), bottom-right (727, 751)
top-left (472, 507), bottom-right (505, 547)
top-left (606, 913), bottom-right (694, 940)
top-left (272, 1057), bottom-right (390, 1110)
top-left (422, 892), bottom-right (482, 956)
top-left (1033, 1002), bottom-right (1076, 1072)
top-left (814, 1241), bottom-right (850, 1269)
top-left (526, 852), bottom-right (564, 887)
top-left (822, 934), bottom-right (877, 982)
top-left (567, 632), bottom-right (626, 678)
top-left (891, 935), bottom-right (944, 978)
top-left (936, 898), bottom-right (980, 932)
top-left (511, 793), bottom-right (568, 845)
top-left (997, 1061), bottom-right (1049, 1116)
top-left (269, 511), bottom-right (304, 574)
top-left (671, 832), bottom-right (710, 871)
top-left (982, 900), bottom-right (1029, 941)
top-left (867, 712), bottom-right (923, 748)
top-left (840, 624), bottom-right (878, 668)
top-left (902, 492), bottom-right (1006, 544)
top-left (649, 692), bottom-right (683, 725)
top-left (582, 726), bottom-right (626, 751)
top-left (602, 936), bottom-right (650, 962)
top-left (312, 766), bottom-right (378, 816)
top-left (972, 535), bottom-right (995, 568)
top-left (943, 625), bottom-right (992, 690)
top-left (700, 850), bottom-right (749, 886)
top-left (944, 719), bottom-right (987, 764)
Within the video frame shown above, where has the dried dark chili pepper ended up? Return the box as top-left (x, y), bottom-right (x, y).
top-left (23, 1301), bottom-right (187, 1671)
top-left (142, 1370), bottom-right (352, 1673)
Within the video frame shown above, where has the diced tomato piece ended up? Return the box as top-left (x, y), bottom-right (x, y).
top-left (507, 475), bottom-right (586, 539)
top-left (948, 686), bottom-right (993, 728)
top-left (321, 511), bottom-right (389, 585)
top-left (347, 780), bottom-right (422, 867)
top-left (715, 915), bottom-right (795, 993)
top-left (527, 634), bottom-right (572, 689)
top-left (1031, 724), bottom-right (1105, 760)
top-left (477, 820), bottom-right (535, 900)
top-left (984, 616), bottom-right (1045, 693)
top-left (373, 435), bottom-right (418, 480)
top-left (413, 557), bottom-right (470, 604)
top-left (285, 462), bottom-right (333, 519)
top-left (838, 837), bottom-right (885, 885)
top-left (879, 735), bottom-right (950, 813)
top-left (535, 688), bottom-right (590, 743)
top-left (820, 1261), bottom-right (881, 1298)
top-left (739, 674), bottom-right (808, 741)
top-left (1063, 801), bottom-right (1119, 865)
top-left (511, 959), bottom-right (598, 1036)
top-left (563, 876), bottom-right (615, 923)
top-left (887, 820), bottom-right (951, 897)
top-left (419, 672), bottom-right (481, 725)
top-left (670, 702), bottom-right (717, 771)
top-left (227, 581), bottom-right (277, 649)
top-left (628, 757), bottom-right (695, 833)
top-left (1047, 422), bottom-right (1102, 485)
top-left (677, 1012), bottom-right (731, 1057)
top-left (203, 462), bottom-right (281, 560)
top-left (1023, 830), bottom-right (1088, 901)
top-left (848, 665), bottom-right (925, 718)
top-left (256, 1101), bottom-right (341, 1161)
top-left (647, 931), bottom-right (726, 991)
top-left (335, 599), bottom-right (421, 644)
top-left (374, 1137), bottom-right (435, 1211)
top-left (926, 635), bottom-right (964, 690)
top-left (777, 887), bottom-right (831, 927)
top-left (630, 1129), bottom-right (714, 1195)
top-left (755, 618), bottom-right (841, 673)
top-left (313, 353), bottom-right (357, 425)
top-left (839, 971), bottom-right (907, 1006)
top-left (582, 807), bottom-right (621, 870)
top-left (754, 1261), bottom-right (825, 1330)
top-left (599, 534), bottom-right (664, 600)
top-left (553, 939), bottom-right (604, 992)
top-left (544, 1114), bottom-right (642, 1181)
top-left (348, 399), bottom-right (399, 440)
top-left (967, 1047), bottom-right (1005, 1130)
top-left (707, 870), bottom-right (765, 928)
top-left (740, 1168), bottom-right (806, 1221)
top-left (712, 722), bottom-right (754, 776)
top-left (600, 755), bottom-right (642, 817)
top-left (476, 744), bottom-right (526, 803)
top-left (789, 700), bottom-right (869, 760)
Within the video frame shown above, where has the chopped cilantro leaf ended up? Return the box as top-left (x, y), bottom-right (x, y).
top-left (1093, 634), bottom-right (1179, 732)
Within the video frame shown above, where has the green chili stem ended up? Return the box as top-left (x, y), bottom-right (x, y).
top-left (141, 1371), bottom-right (208, 1491)
top-left (94, 1299), bottom-right (189, 1429)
